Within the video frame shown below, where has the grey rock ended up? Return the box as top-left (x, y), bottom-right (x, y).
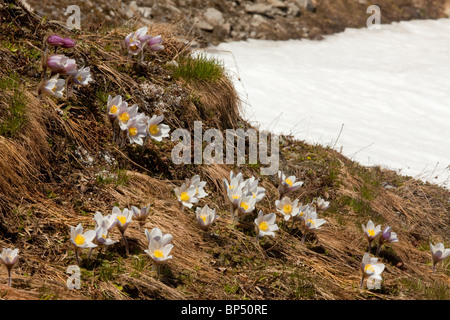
top-left (203, 7), bottom-right (225, 26)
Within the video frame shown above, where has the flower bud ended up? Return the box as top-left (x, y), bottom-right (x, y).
top-left (61, 37), bottom-right (76, 48)
top-left (47, 34), bottom-right (64, 46)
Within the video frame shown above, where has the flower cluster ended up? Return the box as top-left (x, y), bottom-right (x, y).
top-left (223, 171), bottom-right (266, 223)
top-left (107, 94), bottom-right (170, 147)
top-left (362, 220), bottom-right (399, 255)
top-left (70, 204), bottom-right (151, 265)
top-left (40, 34), bottom-right (93, 99)
top-left (124, 26), bottom-right (164, 62)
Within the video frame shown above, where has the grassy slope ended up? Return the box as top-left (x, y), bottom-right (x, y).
top-left (0, 1), bottom-right (448, 300)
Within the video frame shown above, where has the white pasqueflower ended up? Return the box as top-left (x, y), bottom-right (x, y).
top-left (304, 210), bottom-right (326, 231)
top-left (278, 170), bottom-right (303, 199)
top-left (70, 223), bottom-right (97, 249)
top-left (237, 194), bottom-right (256, 215)
top-left (145, 227), bottom-right (173, 246)
top-left (275, 197), bottom-right (300, 221)
top-left (115, 207), bottom-right (133, 233)
top-left (117, 104), bottom-right (139, 131)
top-left (227, 184), bottom-right (244, 209)
top-left (131, 205), bottom-right (151, 223)
top-left (244, 177), bottom-right (266, 203)
top-left (145, 236), bottom-right (174, 275)
top-left (93, 211), bottom-right (118, 233)
top-left (72, 67), bottom-right (93, 86)
top-left (115, 207), bottom-right (133, 255)
top-left (70, 223), bottom-right (97, 265)
top-left (174, 183), bottom-right (199, 209)
top-left (254, 211), bottom-right (279, 239)
top-left (43, 75), bottom-right (65, 98)
top-left (430, 242), bottom-right (450, 273)
top-left (294, 203), bottom-right (314, 223)
top-left (46, 54), bottom-right (78, 75)
top-left (376, 226), bottom-right (398, 255)
top-left (187, 175), bottom-right (208, 199)
top-left (147, 114), bottom-right (170, 141)
top-left (223, 171), bottom-right (244, 191)
top-left (94, 226), bottom-right (117, 247)
top-left (196, 205), bottom-right (219, 231)
top-left (0, 248), bottom-right (20, 287)
top-left (107, 95), bottom-right (127, 120)
top-left (360, 253), bottom-right (385, 289)
top-left (314, 197), bottom-right (330, 211)
top-left (126, 114), bottom-right (148, 146)
top-left (362, 220), bottom-right (382, 253)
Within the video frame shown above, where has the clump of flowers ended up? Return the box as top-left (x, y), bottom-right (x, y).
top-left (277, 170), bottom-right (303, 200)
top-left (430, 242), bottom-right (450, 273)
top-left (40, 34), bottom-right (93, 99)
top-left (106, 94), bottom-right (170, 148)
top-left (223, 171), bottom-right (266, 224)
top-left (360, 253), bottom-right (385, 289)
top-left (0, 248), bottom-right (20, 287)
top-left (144, 227), bottom-right (174, 276)
top-left (124, 26), bottom-right (164, 62)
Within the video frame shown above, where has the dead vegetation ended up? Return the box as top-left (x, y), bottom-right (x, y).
top-left (0, 1), bottom-right (448, 300)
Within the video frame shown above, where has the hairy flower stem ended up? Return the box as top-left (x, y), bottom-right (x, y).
top-left (120, 230), bottom-right (129, 255)
top-left (75, 249), bottom-right (81, 266)
top-left (301, 231), bottom-right (307, 244)
top-left (359, 275), bottom-right (365, 289)
top-left (7, 268), bottom-right (12, 287)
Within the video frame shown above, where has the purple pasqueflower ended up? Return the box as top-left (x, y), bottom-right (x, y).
top-left (46, 54), bottom-right (78, 75)
top-left (61, 37), bottom-right (77, 48)
top-left (146, 35), bottom-right (164, 51)
top-left (47, 34), bottom-right (65, 46)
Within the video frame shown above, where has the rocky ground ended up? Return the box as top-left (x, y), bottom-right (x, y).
top-left (23, 0), bottom-right (450, 47)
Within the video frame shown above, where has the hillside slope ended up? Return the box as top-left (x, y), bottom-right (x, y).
top-left (0, 1), bottom-right (448, 300)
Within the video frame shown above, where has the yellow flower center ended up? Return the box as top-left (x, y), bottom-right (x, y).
top-left (259, 221), bottom-right (269, 231)
top-left (367, 229), bottom-right (375, 237)
top-left (285, 178), bottom-right (293, 186)
top-left (180, 191), bottom-right (190, 202)
top-left (149, 124), bottom-right (159, 135)
top-left (117, 215), bottom-right (127, 226)
top-left (74, 234), bottom-right (85, 246)
top-left (130, 44), bottom-right (138, 51)
top-left (232, 194), bottom-right (240, 200)
top-left (154, 250), bottom-right (164, 258)
top-left (52, 85), bottom-right (57, 92)
top-left (110, 105), bottom-right (118, 114)
top-left (307, 219), bottom-right (315, 226)
top-left (119, 112), bottom-right (130, 122)
top-left (129, 127), bottom-right (138, 136)
top-left (229, 185), bottom-right (235, 189)
top-left (299, 211), bottom-right (304, 217)
top-left (200, 215), bottom-right (207, 224)
top-left (283, 204), bottom-right (292, 214)
top-left (195, 186), bottom-right (199, 195)
top-left (364, 264), bottom-right (375, 273)
top-left (77, 76), bottom-right (82, 82)
top-left (240, 202), bottom-right (249, 210)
